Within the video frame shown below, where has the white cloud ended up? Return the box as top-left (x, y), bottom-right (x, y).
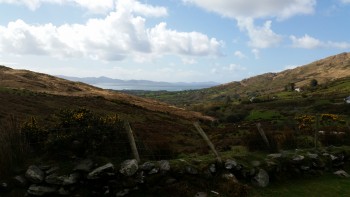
top-left (0, 0), bottom-right (115, 13)
top-left (341, 0), bottom-right (350, 4)
top-left (148, 23), bottom-right (223, 56)
top-left (181, 57), bottom-right (197, 65)
top-left (252, 49), bottom-right (260, 59)
top-left (234, 50), bottom-right (246, 59)
top-left (0, 0), bottom-right (168, 15)
top-left (0, 1), bottom-right (222, 62)
top-left (237, 18), bottom-right (282, 48)
top-left (284, 65), bottom-right (300, 70)
top-left (290, 34), bottom-right (350, 49)
top-left (183, 0), bottom-right (316, 20)
top-left (223, 63), bottom-right (246, 72)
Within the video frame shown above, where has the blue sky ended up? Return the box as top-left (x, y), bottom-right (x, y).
top-left (0, 0), bottom-right (349, 83)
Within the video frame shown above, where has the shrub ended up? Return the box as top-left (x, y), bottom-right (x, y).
top-left (0, 116), bottom-right (29, 178)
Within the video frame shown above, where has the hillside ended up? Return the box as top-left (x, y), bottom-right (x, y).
top-left (0, 65), bottom-right (213, 121)
top-left (130, 52), bottom-right (350, 106)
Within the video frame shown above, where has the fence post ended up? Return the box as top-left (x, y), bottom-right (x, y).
top-left (193, 122), bottom-right (222, 163)
top-left (256, 123), bottom-right (270, 149)
top-left (124, 121), bottom-right (140, 162)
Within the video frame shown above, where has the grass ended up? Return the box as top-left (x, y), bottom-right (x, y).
top-left (245, 110), bottom-right (285, 121)
top-left (249, 173), bottom-right (350, 197)
top-left (0, 116), bottom-right (29, 178)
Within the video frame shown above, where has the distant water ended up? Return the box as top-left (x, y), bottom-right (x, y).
top-left (93, 83), bottom-right (212, 91)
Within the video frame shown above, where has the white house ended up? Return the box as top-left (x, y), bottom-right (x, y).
top-left (345, 96), bottom-right (350, 104)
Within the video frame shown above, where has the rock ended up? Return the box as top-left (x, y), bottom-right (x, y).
top-left (251, 160), bottom-right (261, 167)
top-left (307, 153), bottom-right (318, 159)
top-left (185, 166), bottom-right (199, 175)
top-left (116, 189), bottom-right (130, 197)
top-left (88, 163), bottom-right (115, 179)
top-left (251, 169), bottom-right (269, 187)
top-left (120, 160), bottom-right (138, 177)
top-left (25, 165), bottom-right (45, 184)
top-left (330, 155), bottom-right (338, 161)
top-left (267, 153), bottom-right (282, 159)
top-left (45, 173), bottom-right (62, 185)
top-left (195, 192), bottom-right (208, 197)
top-left (27, 185), bottom-right (57, 196)
top-left (293, 155), bottom-right (305, 162)
top-left (12, 175), bottom-right (28, 188)
top-left (300, 166), bottom-right (310, 171)
top-left (334, 170), bottom-right (350, 178)
top-left (225, 159), bottom-right (238, 170)
top-left (140, 161), bottom-right (155, 171)
top-left (45, 166), bottom-right (59, 175)
top-left (0, 181), bottom-right (11, 192)
top-left (158, 160), bottom-right (170, 171)
top-left (148, 167), bottom-right (159, 175)
top-left (135, 171), bottom-right (145, 184)
top-left (222, 173), bottom-right (238, 183)
top-left (74, 159), bottom-right (94, 172)
top-left (209, 164), bottom-right (216, 174)
top-left (61, 173), bottom-right (80, 185)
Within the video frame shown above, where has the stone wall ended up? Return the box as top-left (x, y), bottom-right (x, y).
top-left (1, 146), bottom-right (349, 196)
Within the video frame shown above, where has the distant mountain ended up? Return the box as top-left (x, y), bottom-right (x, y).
top-left (57, 75), bottom-right (220, 91)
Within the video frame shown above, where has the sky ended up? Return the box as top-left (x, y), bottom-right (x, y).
top-left (0, 0), bottom-right (349, 83)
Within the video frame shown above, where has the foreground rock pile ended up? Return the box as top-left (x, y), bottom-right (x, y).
top-left (0, 147), bottom-right (349, 196)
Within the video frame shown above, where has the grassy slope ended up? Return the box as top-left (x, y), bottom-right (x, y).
top-left (250, 174), bottom-right (350, 197)
top-left (127, 52), bottom-right (350, 107)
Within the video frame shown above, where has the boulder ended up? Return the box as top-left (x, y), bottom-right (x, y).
top-left (148, 167), bottom-right (159, 175)
top-left (251, 169), bottom-right (269, 187)
top-left (116, 189), bottom-right (130, 197)
top-left (292, 155), bottom-right (305, 162)
top-left (209, 164), bottom-right (216, 174)
top-left (25, 165), bottom-right (45, 183)
top-left (158, 160), bottom-right (170, 171)
top-left (27, 185), bottom-right (57, 196)
top-left (267, 153), bottom-right (282, 159)
top-left (74, 159), bottom-right (94, 172)
top-left (88, 163), bottom-right (115, 179)
top-left (45, 173), bottom-right (62, 185)
top-left (334, 170), bottom-right (350, 178)
top-left (61, 173), bottom-right (80, 185)
top-left (222, 173), bottom-right (238, 183)
top-left (185, 166), bottom-right (199, 175)
top-left (139, 161), bottom-right (155, 171)
top-left (120, 160), bottom-right (138, 177)
top-left (225, 159), bottom-right (238, 170)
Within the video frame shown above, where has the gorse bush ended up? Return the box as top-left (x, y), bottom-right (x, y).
top-left (21, 108), bottom-right (130, 158)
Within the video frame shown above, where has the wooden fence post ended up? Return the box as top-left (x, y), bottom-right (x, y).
top-left (124, 121), bottom-right (140, 162)
top-left (193, 122), bottom-right (222, 163)
top-left (256, 123), bottom-right (270, 149)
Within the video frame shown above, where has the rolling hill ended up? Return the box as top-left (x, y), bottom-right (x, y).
top-left (129, 52), bottom-right (350, 106)
top-left (0, 65), bottom-right (213, 121)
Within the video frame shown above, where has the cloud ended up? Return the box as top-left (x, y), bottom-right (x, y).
top-left (234, 50), bottom-right (246, 59)
top-left (340, 0), bottom-right (350, 3)
top-left (290, 34), bottom-right (350, 49)
top-left (237, 18), bottom-right (282, 48)
top-left (252, 49), bottom-right (260, 59)
top-left (223, 63), bottom-right (246, 72)
top-left (0, 0), bottom-right (168, 15)
top-left (0, 1), bottom-right (223, 62)
top-left (182, 57), bottom-right (197, 65)
top-left (183, 0), bottom-right (316, 20)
